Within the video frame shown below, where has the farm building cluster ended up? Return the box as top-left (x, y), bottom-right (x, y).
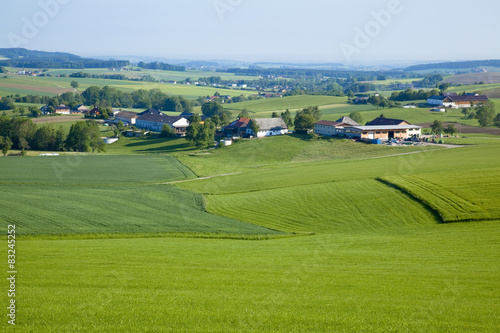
top-left (427, 93), bottom-right (488, 109)
top-left (314, 117), bottom-right (422, 141)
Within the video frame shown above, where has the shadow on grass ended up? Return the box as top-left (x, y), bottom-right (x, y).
top-left (123, 137), bottom-right (197, 153)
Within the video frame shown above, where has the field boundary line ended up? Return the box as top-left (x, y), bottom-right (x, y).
top-left (160, 172), bottom-right (242, 185)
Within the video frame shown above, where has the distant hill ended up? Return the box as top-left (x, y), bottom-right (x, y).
top-left (404, 60), bottom-right (500, 72)
top-left (0, 48), bottom-right (130, 69)
top-left (181, 61), bottom-right (221, 68)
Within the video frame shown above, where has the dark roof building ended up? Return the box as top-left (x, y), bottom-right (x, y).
top-left (366, 117), bottom-right (412, 126)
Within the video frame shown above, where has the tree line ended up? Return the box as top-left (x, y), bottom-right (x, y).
top-left (0, 115), bottom-right (105, 156)
top-left (137, 61), bottom-right (185, 72)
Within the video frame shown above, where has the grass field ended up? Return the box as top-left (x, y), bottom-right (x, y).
top-left (224, 95), bottom-right (347, 115)
top-left (0, 155), bottom-right (277, 236)
top-left (1, 135), bottom-right (498, 331)
top-left (1, 96), bottom-right (499, 331)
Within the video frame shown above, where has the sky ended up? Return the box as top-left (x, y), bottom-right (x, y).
top-left (1, 0), bottom-right (499, 65)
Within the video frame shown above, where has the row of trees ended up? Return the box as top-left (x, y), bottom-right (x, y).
top-left (79, 86), bottom-right (193, 112)
top-left (0, 115), bottom-right (105, 155)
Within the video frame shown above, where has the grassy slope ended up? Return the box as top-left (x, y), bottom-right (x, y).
top-left (0, 155), bottom-right (277, 236)
top-left (9, 218), bottom-right (500, 332)
top-left (0, 117), bottom-right (499, 331)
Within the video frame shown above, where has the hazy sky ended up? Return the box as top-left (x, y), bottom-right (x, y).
top-left (1, 0), bottom-right (499, 64)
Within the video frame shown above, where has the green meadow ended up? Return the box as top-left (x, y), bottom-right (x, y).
top-left (0, 90), bottom-right (499, 331)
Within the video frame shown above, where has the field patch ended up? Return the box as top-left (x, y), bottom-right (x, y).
top-left (0, 155), bottom-right (195, 185)
top-left (443, 72), bottom-right (500, 85)
top-left (0, 184), bottom-right (278, 236)
top-left (206, 179), bottom-right (438, 234)
top-left (381, 168), bottom-right (500, 222)
top-left (0, 81), bottom-right (73, 95)
top-left (224, 95), bottom-right (347, 114)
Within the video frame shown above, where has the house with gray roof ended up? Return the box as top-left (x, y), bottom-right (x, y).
top-left (335, 116), bottom-right (360, 126)
top-left (247, 118), bottom-right (289, 138)
top-left (136, 109), bottom-right (189, 134)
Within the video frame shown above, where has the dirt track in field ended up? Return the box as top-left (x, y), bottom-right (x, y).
top-left (417, 122), bottom-right (500, 135)
top-left (32, 116), bottom-right (86, 124)
top-left (0, 82), bottom-right (74, 94)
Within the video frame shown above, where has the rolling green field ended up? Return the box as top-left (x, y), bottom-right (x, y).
top-left (0, 155), bottom-right (277, 236)
top-left (224, 95), bottom-right (347, 114)
top-left (1, 135), bottom-right (498, 332)
top-left (1, 88), bottom-right (499, 331)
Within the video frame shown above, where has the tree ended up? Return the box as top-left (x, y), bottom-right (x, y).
top-left (461, 108), bottom-right (469, 119)
top-left (297, 106), bottom-right (321, 121)
top-left (195, 120), bottom-right (216, 149)
top-left (33, 126), bottom-right (56, 151)
top-left (349, 111), bottom-right (363, 125)
top-left (438, 83), bottom-right (451, 92)
top-left (201, 101), bottom-right (224, 117)
top-left (281, 109), bottom-right (293, 128)
top-left (186, 114), bottom-right (202, 144)
top-left (29, 106), bottom-right (41, 117)
top-left (19, 107), bottom-right (27, 116)
top-left (294, 113), bottom-right (316, 131)
top-left (494, 113), bottom-right (500, 128)
top-left (431, 120), bottom-right (444, 134)
top-left (475, 101), bottom-right (496, 127)
top-left (86, 121), bottom-right (105, 153)
top-left (238, 109), bottom-right (250, 118)
top-left (271, 112), bottom-right (280, 118)
top-left (116, 121), bottom-right (125, 133)
top-left (444, 124), bottom-right (457, 136)
top-left (249, 119), bottom-right (260, 137)
top-left (160, 124), bottom-right (174, 138)
top-left (0, 136), bottom-right (13, 156)
top-left (18, 137), bottom-right (29, 154)
top-left (379, 114), bottom-right (386, 118)
top-left (66, 121), bottom-right (93, 152)
top-left (70, 81), bottom-right (79, 89)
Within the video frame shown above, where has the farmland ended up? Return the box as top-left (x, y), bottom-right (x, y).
top-left (1, 134), bottom-right (499, 331)
top-left (1, 67), bottom-right (500, 331)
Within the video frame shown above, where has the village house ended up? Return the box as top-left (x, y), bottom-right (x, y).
top-left (72, 104), bottom-right (89, 114)
top-left (315, 117), bottom-right (421, 141)
top-left (54, 104), bottom-right (71, 115)
top-left (135, 108), bottom-right (189, 134)
top-left (115, 111), bottom-right (139, 125)
top-left (427, 94), bottom-right (488, 108)
top-left (247, 118), bottom-right (289, 138)
top-left (314, 120), bottom-right (352, 137)
top-left (223, 117), bottom-right (251, 137)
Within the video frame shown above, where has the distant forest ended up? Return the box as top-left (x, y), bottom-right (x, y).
top-left (404, 60), bottom-right (500, 72)
top-left (0, 48), bottom-right (129, 69)
top-left (137, 61), bottom-right (185, 71)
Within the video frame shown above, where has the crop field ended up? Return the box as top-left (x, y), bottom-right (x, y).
top-left (1, 101), bottom-right (500, 331)
top-left (443, 72), bottom-right (500, 85)
top-left (223, 95), bottom-right (347, 114)
top-left (0, 155), bottom-right (277, 236)
top-left (1, 135), bottom-right (498, 331)
top-left (381, 168), bottom-right (500, 223)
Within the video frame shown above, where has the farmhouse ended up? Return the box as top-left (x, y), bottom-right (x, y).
top-left (348, 124), bottom-right (422, 140)
top-left (366, 117), bottom-right (412, 126)
top-left (136, 109), bottom-right (189, 134)
top-left (223, 117), bottom-right (251, 137)
top-left (315, 120), bottom-right (350, 137)
top-left (54, 104), bottom-right (71, 115)
top-left (336, 116), bottom-right (360, 126)
top-left (115, 111), bottom-right (138, 125)
top-left (315, 117), bottom-right (421, 141)
top-left (72, 104), bottom-right (88, 113)
top-left (427, 94), bottom-right (488, 108)
top-left (247, 118), bottom-right (288, 138)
